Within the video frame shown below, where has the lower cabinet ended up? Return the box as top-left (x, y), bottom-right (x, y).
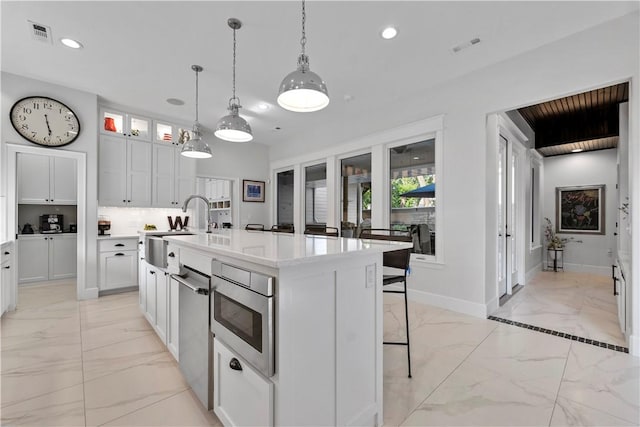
top-left (140, 260), bottom-right (171, 348)
top-left (18, 234), bottom-right (76, 283)
top-left (213, 338), bottom-right (274, 427)
top-left (168, 276), bottom-right (180, 360)
top-left (1, 242), bottom-right (14, 316)
top-left (98, 238), bottom-right (138, 291)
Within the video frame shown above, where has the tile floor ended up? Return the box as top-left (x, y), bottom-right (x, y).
top-left (1, 279), bottom-right (639, 426)
top-left (493, 271), bottom-right (626, 347)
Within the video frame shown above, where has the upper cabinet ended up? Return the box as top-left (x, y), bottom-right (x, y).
top-left (18, 153), bottom-right (77, 205)
top-left (153, 121), bottom-right (193, 146)
top-left (100, 107), bottom-right (151, 141)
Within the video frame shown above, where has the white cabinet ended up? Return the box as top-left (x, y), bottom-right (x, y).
top-left (18, 153), bottom-right (77, 204)
top-left (100, 107), bottom-right (151, 141)
top-left (615, 263), bottom-right (627, 334)
top-left (18, 235), bottom-right (76, 283)
top-left (1, 242), bottom-right (15, 316)
top-left (99, 135), bottom-right (152, 207)
top-left (214, 338), bottom-right (274, 427)
top-left (144, 263), bottom-right (157, 325)
top-left (205, 179), bottom-right (231, 201)
top-left (99, 238), bottom-right (138, 291)
top-left (141, 262), bottom-right (169, 344)
top-left (152, 143), bottom-right (196, 208)
top-left (168, 276), bottom-right (179, 360)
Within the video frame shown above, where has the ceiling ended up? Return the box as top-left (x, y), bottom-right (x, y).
top-left (517, 82), bottom-right (629, 156)
top-left (2, 1), bottom-right (638, 150)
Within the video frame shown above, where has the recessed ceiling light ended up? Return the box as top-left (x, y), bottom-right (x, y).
top-left (166, 98), bottom-right (185, 106)
top-left (381, 27), bottom-right (398, 40)
top-left (571, 148), bottom-right (584, 153)
top-left (60, 38), bottom-right (83, 49)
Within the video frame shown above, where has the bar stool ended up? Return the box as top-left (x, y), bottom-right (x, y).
top-left (270, 224), bottom-right (294, 233)
top-left (245, 224), bottom-right (265, 231)
top-left (304, 226), bottom-right (339, 237)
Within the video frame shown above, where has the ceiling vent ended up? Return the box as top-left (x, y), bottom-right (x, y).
top-left (28, 21), bottom-right (52, 44)
top-left (452, 37), bottom-right (480, 53)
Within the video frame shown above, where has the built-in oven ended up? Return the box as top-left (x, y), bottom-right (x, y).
top-left (210, 261), bottom-right (275, 377)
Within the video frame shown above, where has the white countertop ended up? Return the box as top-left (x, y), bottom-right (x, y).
top-left (97, 234), bottom-right (139, 240)
top-left (163, 229), bottom-right (412, 268)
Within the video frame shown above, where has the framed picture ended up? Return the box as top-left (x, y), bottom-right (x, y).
top-left (243, 179), bottom-right (265, 202)
top-left (556, 185), bottom-right (605, 234)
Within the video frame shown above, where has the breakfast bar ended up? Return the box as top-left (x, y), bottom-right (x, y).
top-left (163, 229), bottom-right (411, 427)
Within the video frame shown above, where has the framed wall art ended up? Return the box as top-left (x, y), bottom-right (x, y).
top-left (243, 179), bottom-right (265, 202)
top-left (556, 185), bottom-right (605, 234)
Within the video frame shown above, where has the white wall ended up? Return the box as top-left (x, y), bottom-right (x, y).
top-left (1, 71), bottom-right (99, 298)
top-left (268, 13), bottom-right (639, 326)
top-left (543, 149), bottom-right (617, 275)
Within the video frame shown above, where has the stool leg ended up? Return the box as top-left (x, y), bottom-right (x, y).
top-left (403, 278), bottom-right (412, 378)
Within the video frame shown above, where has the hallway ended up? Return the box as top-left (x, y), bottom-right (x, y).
top-left (493, 271), bottom-right (626, 348)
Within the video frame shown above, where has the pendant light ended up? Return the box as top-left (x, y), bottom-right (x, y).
top-left (215, 18), bottom-right (253, 143)
top-left (277, 0), bottom-right (329, 112)
top-left (181, 65), bottom-right (213, 158)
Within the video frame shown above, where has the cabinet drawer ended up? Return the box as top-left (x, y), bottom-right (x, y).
top-left (214, 338), bottom-right (273, 427)
top-left (99, 238), bottom-right (138, 252)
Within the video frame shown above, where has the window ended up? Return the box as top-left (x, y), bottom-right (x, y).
top-left (304, 163), bottom-right (327, 226)
top-left (277, 170), bottom-right (294, 226)
top-left (389, 139), bottom-right (436, 255)
top-left (340, 153), bottom-right (371, 237)
top-left (530, 154), bottom-right (542, 248)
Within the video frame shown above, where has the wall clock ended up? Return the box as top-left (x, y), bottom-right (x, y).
top-left (10, 96), bottom-right (80, 147)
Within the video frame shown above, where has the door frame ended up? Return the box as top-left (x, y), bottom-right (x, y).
top-left (6, 143), bottom-right (87, 305)
top-left (492, 114), bottom-right (528, 303)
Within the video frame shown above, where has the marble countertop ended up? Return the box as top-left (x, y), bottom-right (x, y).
top-left (164, 229), bottom-right (412, 268)
top-left (97, 234), bottom-right (139, 240)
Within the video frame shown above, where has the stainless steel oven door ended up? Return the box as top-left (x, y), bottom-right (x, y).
top-left (211, 277), bottom-right (274, 377)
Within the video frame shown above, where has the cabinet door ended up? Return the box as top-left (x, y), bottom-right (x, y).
top-left (152, 144), bottom-right (175, 208)
top-left (50, 157), bottom-right (77, 205)
top-left (145, 265), bottom-right (157, 325)
top-left (221, 180), bottom-right (231, 199)
top-left (214, 338), bottom-right (274, 427)
top-left (155, 273), bottom-right (169, 344)
top-left (127, 140), bottom-right (152, 207)
top-left (138, 257), bottom-right (147, 312)
top-left (617, 273), bottom-right (626, 333)
top-left (18, 237), bottom-right (49, 283)
top-left (100, 108), bottom-right (126, 137)
top-left (99, 135), bottom-right (127, 206)
top-left (17, 153), bottom-right (50, 204)
top-left (174, 148), bottom-right (196, 205)
top-left (99, 250), bottom-right (137, 290)
top-left (49, 235), bottom-right (77, 280)
top-left (168, 276), bottom-right (179, 361)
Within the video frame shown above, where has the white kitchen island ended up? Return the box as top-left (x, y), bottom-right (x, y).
top-left (163, 230), bottom-right (411, 427)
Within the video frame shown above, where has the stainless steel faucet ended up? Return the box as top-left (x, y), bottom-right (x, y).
top-left (182, 195), bottom-right (215, 233)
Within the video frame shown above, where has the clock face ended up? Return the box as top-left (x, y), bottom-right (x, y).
top-left (10, 96), bottom-right (80, 147)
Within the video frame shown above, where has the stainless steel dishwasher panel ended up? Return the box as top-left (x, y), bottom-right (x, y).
top-left (173, 269), bottom-right (213, 410)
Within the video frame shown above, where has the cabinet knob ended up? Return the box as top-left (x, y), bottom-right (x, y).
top-left (127, 200), bottom-right (131, 203)
top-left (138, 241), bottom-right (143, 245)
top-left (123, 199), bottom-right (126, 203)
top-left (168, 252), bottom-right (175, 258)
top-left (115, 243), bottom-right (125, 247)
top-left (4, 266), bottom-right (10, 269)
top-left (115, 253), bottom-right (125, 256)
top-left (44, 237), bottom-right (48, 240)
top-left (229, 358), bottom-right (243, 371)
top-left (150, 270), bottom-right (156, 275)
top-left (4, 251), bottom-right (9, 255)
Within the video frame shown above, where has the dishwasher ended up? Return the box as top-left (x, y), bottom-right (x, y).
top-left (171, 266), bottom-right (213, 410)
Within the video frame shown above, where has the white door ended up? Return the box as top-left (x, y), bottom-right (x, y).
top-left (152, 144), bottom-right (175, 208)
top-left (18, 236), bottom-right (49, 283)
top-left (17, 153), bottom-right (50, 203)
top-left (497, 136), bottom-right (508, 297)
top-left (49, 235), bottom-right (77, 280)
top-left (51, 156), bottom-right (77, 204)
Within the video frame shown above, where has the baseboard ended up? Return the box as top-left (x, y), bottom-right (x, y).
top-left (525, 263), bottom-right (542, 284)
top-left (562, 263), bottom-right (610, 276)
top-left (407, 288), bottom-right (488, 318)
top-left (80, 287), bottom-right (99, 300)
top-left (486, 296), bottom-right (499, 315)
top-left (629, 334), bottom-right (640, 357)
top-left (98, 285), bottom-right (138, 297)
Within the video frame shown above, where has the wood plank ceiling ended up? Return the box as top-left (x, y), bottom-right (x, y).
top-left (517, 82), bottom-right (629, 156)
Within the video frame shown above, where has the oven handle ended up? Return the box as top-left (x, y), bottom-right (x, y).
top-left (171, 274), bottom-right (209, 296)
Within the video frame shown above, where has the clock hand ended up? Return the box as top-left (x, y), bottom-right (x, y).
top-left (44, 114), bottom-right (52, 136)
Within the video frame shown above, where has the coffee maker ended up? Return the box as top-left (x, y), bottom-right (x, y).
top-left (98, 216), bottom-right (111, 236)
top-left (40, 214), bottom-right (63, 233)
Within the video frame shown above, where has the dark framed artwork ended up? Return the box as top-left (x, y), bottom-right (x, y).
top-left (243, 179), bottom-right (265, 202)
top-left (556, 185), bottom-right (605, 234)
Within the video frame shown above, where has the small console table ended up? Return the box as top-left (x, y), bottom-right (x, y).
top-left (547, 248), bottom-right (564, 272)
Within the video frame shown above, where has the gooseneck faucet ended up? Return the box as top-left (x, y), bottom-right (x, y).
top-left (182, 195), bottom-right (215, 233)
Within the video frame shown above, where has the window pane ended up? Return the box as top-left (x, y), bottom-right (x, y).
top-left (390, 139), bottom-right (436, 255)
top-left (277, 170), bottom-right (294, 226)
top-left (305, 163), bottom-right (327, 226)
top-left (341, 153), bottom-right (371, 237)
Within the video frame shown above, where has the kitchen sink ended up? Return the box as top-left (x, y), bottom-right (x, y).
top-left (145, 232), bottom-right (194, 268)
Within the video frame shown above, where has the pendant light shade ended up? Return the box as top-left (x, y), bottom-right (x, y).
top-left (277, 0), bottom-right (329, 112)
top-left (181, 65), bottom-right (212, 158)
top-left (216, 18), bottom-right (253, 143)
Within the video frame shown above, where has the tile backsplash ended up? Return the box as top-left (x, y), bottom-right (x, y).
top-left (97, 207), bottom-right (196, 235)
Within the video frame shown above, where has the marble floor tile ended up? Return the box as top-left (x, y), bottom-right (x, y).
top-left (557, 341), bottom-right (640, 424)
top-left (550, 396), bottom-right (637, 426)
top-left (575, 305), bottom-right (626, 346)
top-left (80, 301), bottom-right (145, 331)
top-left (80, 315), bottom-right (154, 352)
top-left (1, 330), bottom-right (81, 372)
top-left (0, 384), bottom-right (85, 426)
top-left (82, 333), bottom-right (168, 381)
top-left (16, 280), bottom-right (78, 310)
top-left (83, 352), bottom-right (189, 426)
top-left (103, 389), bottom-right (222, 426)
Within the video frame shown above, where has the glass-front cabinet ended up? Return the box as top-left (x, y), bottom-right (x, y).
top-left (100, 107), bottom-right (151, 141)
top-left (154, 121), bottom-right (193, 145)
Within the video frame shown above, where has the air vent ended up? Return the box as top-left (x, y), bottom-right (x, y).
top-left (28, 21), bottom-right (52, 44)
top-left (452, 37), bottom-right (480, 53)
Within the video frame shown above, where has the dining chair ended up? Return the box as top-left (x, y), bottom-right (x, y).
top-left (304, 226), bottom-right (339, 237)
top-left (270, 224), bottom-right (294, 233)
top-left (245, 224), bottom-right (265, 231)
top-left (359, 228), bottom-right (413, 378)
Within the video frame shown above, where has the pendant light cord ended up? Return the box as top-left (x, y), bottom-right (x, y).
top-left (300, 0), bottom-right (307, 55)
top-left (232, 26), bottom-right (237, 103)
top-left (195, 68), bottom-right (199, 122)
